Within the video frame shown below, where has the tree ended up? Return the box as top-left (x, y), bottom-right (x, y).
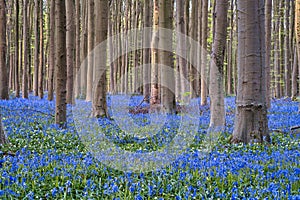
top-left (143, 0), bottom-right (151, 102)
top-left (15, 0), bottom-right (20, 98)
top-left (86, 0), bottom-right (94, 102)
top-left (159, 0), bottom-right (176, 113)
top-left (33, 0), bottom-right (39, 96)
top-left (0, 0), bottom-right (8, 100)
top-left (38, 0), bottom-right (44, 99)
top-left (22, 0), bottom-right (29, 99)
top-left (55, 0), bottom-right (67, 127)
top-left (48, 0), bottom-right (55, 101)
top-left (209, 0), bottom-right (228, 130)
top-left (296, 0), bottom-right (300, 111)
top-left (232, 0), bottom-right (269, 144)
top-left (92, 0), bottom-right (109, 118)
top-left (200, 0), bottom-right (208, 106)
top-left (66, 0), bottom-right (75, 104)
top-left (265, 0), bottom-right (272, 107)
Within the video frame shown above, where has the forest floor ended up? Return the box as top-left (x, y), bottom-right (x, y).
top-left (0, 95), bottom-right (299, 199)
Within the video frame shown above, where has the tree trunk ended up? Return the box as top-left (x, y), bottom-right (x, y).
top-left (55, 0), bottom-right (67, 127)
top-left (74, 0), bottom-right (81, 99)
top-left (48, 0), bottom-right (55, 101)
top-left (200, 0), bottom-right (208, 105)
top-left (150, 0), bottom-right (160, 106)
top-left (232, 0), bottom-right (269, 144)
top-left (86, 0), bottom-right (94, 101)
top-left (92, 0), bottom-right (109, 118)
top-left (209, 0), bottom-right (228, 131)
top-left (159, 0), bottom-right (175, 113)
top-left (22, 0), bottom-right (29, 99)
top-left (66, 0), bottom-right (75, 104)
top-left (15, 0), bottom-right (20, 98)
top-left (265, 0), bottom-right (272, 107)
top-left (292, 46), bottom-right (298, 98)
top-left (33, 0), bottom-right (39, 96)
top-left (143, 0), bottom-right (151, 101)
top-left (38, 0), bottom-right (43, 99)
top-left (285, 0), bottom-right (291, 97)
top-left (296, 0), bottom-right (300, 102)
top-left (0, 0), bottom-right (8, 100)
top-left (0, 117), bottom-right (7, 145)
top-left (80, 0), bottom-right (88, 98)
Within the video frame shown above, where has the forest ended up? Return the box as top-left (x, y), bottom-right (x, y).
top-left (0, 0), bottom-right (299, 199)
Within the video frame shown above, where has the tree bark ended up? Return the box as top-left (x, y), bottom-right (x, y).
top-left (265, 0), bottom-right (272, 107)
top-left (33, 0), bottom-right (39, 96)
top-left (159, 0), bottom-right (176, 113)
top-left (209, 0), bottom-right (228, 130)
top-left (232, 0), bottom-right (269, 144)
top-left (55, 0), bottom-right (67, 127)
top-left (48, 0), bottom-right (55, 101)
top-left (0, 0), bottom-right (8, 100)
top-left (66, 0), bottom-right (75, 104)
top-left (92, 0), bottom-right (109, 118)
top-left (38, 0), bottom-right (43, 99)
top-left (143, 0), bottom-right (151, 101)
top-left (15, 0), bottom-right (20, 98)
top-left (22, 0), bottom-right (29, 99)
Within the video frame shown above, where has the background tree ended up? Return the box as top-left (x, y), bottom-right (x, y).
top-left (22, 0), bottom-right (29, 99)
top-left (232, 0), bottom-right (269, 144)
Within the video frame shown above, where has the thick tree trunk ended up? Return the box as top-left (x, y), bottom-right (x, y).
top-left (209, 0), bottom-right (228, 130)
top-left (48, 0), bottom-right (55, 101)
top-left (74, 0), bottom-right (81, 99)
top-left (232, 0), bottom-right (269, 144)
top-left (22, 0), bottom-right (29, 99)
top-left (0, 0), bottom-right (8, 100)
top-left (66, 0), bottom-right (75, 104)
top-left (92, 0), bottom-right (109, 118)
top-left (55, 0), bottom-right (67, 127)
top-left (159, 0), bottom-right (176, 113)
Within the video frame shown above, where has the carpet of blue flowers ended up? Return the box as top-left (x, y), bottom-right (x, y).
top-left (0, 95), bottom-right (299, 199)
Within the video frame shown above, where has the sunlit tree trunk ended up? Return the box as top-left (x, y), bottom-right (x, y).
top-left (285, 0), bottom-right (291, 97)
top-left (0, 0), bottom-right (8, 100)
top-left (55, 0), bottom-right (67, 127)
top-left (92, 0), bottom-right (108, 118)
top-left (209, 0), bottom-right (228, 130)
top-left (232, 0), bottom-right (269, 144)
top-left (159, 0), bottom-right (175, 113)
top-left (200, 0), bottom-right (208, 105)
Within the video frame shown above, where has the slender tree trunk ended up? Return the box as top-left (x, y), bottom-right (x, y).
top-left (265, 0), bottom-right (272, 107)
top-left (74, 0), bottom-right (81, 99)
top-left (86, 0), bottom-right (94, 101)
top-left (296, 0), bottom-right (300, 102)
top-left (292, 46), bottom-right (298, 98)
top-left (38, 0), bottom-right (43, 99)
top-left (159, 0), bottom-right (175, 113)
top-left (66, 0), bottom-right (75, 104)
top-left (232, 0), bottom-right (269, 144)
top-left (209, 0), bottom-right (228, 130)
top-left (143, 0), bottom-right (151, 101)
top-left (92, 0), bottom-right (109, 118)
top-left (15, 0), bottom-right (20, 98)
top-left (150, 0), bottom-right (160, 106)
top-left (55, 0), bottom-right (67, 127)
top-left (200, 0), bottom-right (208, 105)
top-left (22, 0), bottom-right (29, 99)
top-left (33, 0), bottom-right (39, 96)
top-left (0, 0), bottom-right (8, 100)
top-left (80, 0), bottom-right (88, 98)
top-left (48, 0), bottom-right (55, 101)
top-left (285, 0), bottom-right (291, 97)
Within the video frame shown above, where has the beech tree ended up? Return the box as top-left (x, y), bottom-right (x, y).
top-left (209, 0), bottom-right (228, 130)
top-left (0, 0), bottom-right (8, 100)
top-left (232, 0), bottom-right (269, 144)
top-left (55, 0), bottom-right (67, 127)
